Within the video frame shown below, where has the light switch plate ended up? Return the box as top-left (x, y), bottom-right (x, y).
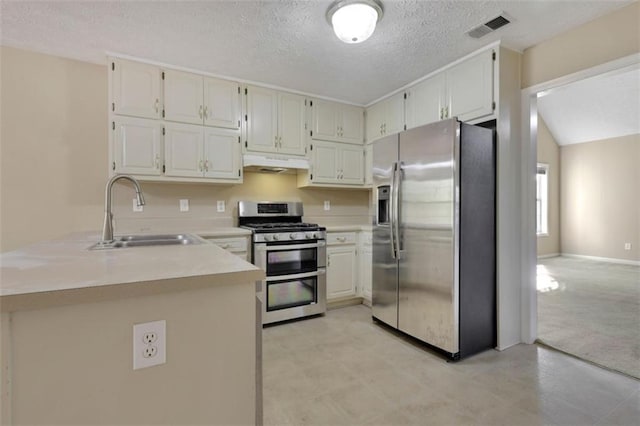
top-left (217, 200), bottom-right (225, 213)
top-left (133, 198), bottom-right (143, 212)
top-left (324, 200), bottom-right (330, 211)
top-left (624, 242), bottom-right (632, 250)
top-left (179, 199), bottom-right (189, 212)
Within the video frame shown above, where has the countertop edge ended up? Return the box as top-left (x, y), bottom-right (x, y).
top-left (1, 268), bottom-right (264, 313)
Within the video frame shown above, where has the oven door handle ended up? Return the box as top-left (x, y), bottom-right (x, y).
top-left (265, 269), bottom-right (326, 282)
top-left (255, 241), bottom-right (326, 251)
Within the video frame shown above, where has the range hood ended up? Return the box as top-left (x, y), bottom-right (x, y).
top-left (243, 154), bottom-right (309, 174)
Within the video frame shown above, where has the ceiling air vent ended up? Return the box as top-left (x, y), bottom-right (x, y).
top-left (467, 14), bottom-right (511, 39)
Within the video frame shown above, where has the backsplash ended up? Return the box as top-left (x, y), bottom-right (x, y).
top-left (113, 172), bottom-right (371, 233)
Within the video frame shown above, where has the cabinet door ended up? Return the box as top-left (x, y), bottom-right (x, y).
top-left (246, 86), bottom-right (278, 154)
top-left (113, 116), bottom-right (163, 176)
top-left (359, 245), bottom-right (373, 302)
top-left (340, 145), bottom-right (364, 185)
top-left (446, 49), bottom-right (494, 122)
top-left (111, 59), bottom-right (161, 119)
top-left (164, 122), bottom-right (204, 178)
top-left (327, 246), bottom-right (357, 299)
top-left (204, 78), bottom-right (241, 129)
top-left (339, 104), bottom-right (364, 144)
top-left (384, 92), bottom-right (406, 135)
top-left (311, 99), bottom-right (338, 141)
top-left (278, 93), bottom-right (306, 156)
top-left (405, 73), bottom-right (445, 129)
top-left (310, 141), bottom-right (338, 183)
top-left (203, 127), bottom-right (241, 180)
top-left (365, 101), bottom-right (384, 143)
top-left (164, 70), bottom-right (204, 125)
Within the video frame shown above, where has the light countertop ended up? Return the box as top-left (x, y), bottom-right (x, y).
top-left (0, 231), bottom-right (264, 311)
top-left (324, 224), bottom-right (373, 232)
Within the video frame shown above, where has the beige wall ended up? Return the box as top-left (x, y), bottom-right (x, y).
top-left (4, 281), bottom-right (256, 425)
top-left (0, 46), bottom-right (108, 252)
top-left (0, 46), bottom-right (370, 252)
top-left (522, 2), bottom-right (640, 88)
top-left (561, 134), bottom-right (640, 261)
top-left (536, 118), bottom-right (561, 257)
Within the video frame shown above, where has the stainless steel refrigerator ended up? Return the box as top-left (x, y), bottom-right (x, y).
top-left (372, 118), bottom-right (496, 360)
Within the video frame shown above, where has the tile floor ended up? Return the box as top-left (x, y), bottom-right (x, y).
top-left (263, 305), bottom-right (640, 426)
top-left (537, 256), bottom-right (640, 379)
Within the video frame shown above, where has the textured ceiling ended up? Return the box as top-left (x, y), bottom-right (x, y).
top-left (537, 68), bottom-right (640, 146)
top-left (0, 0), bottom-right (633, 105)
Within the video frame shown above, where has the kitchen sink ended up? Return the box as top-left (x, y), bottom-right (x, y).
top-left (89, 233), bottom-right (204, 250)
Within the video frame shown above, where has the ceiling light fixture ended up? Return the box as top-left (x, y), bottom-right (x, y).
top-left (326, 0), bottom-right (384, 44)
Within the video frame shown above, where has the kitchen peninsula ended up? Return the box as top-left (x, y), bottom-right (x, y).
top-left (0, 232), bottom-right (264, 425)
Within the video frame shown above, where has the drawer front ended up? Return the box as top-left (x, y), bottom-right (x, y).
top-left (206, 237), bottom-right (248, 253)
top-left (327, 232), bottom-right (357, 245)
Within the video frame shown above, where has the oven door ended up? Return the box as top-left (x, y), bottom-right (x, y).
top-left (254, 241), bottom-right (327, 277)
top-left (254, 241), bottom-right (327, 324)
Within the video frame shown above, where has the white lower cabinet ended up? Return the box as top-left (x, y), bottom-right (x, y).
top-left (358, 231), bottom-right (372, 303)
top-left (326, 232), bottom-right (358, 300)
top-left (164, 122), bottom-right (241, 182)
top-left (203, 236), bottom-right (249, 261)
top-left (112, 116), bottom-right (163, 176)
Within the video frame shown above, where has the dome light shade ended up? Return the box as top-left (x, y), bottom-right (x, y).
top-left (327, 0), bottom-right (383, 44)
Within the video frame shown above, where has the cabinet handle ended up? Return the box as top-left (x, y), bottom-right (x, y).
top-left (199, 160), bottom-right (204, 171)
top-left (220, 243), bottom-right (230, 249)
top-left (154, 98), bottom-right (159, 114)
top-left (199, 105), bottom-right (204, 119)
top-left (337, 236), bottom-right (346, 242)
top-left (204, 160), bottom-right (209, 172)
top-left (203, 105), bottom-right (208, 119)
top-left (279, 136), bottom-right (283, 148)
top-left (155, 154), bottom-right (160, 169)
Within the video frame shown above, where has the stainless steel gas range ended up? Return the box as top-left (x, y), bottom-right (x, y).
top-left (238, 201), bottom-right (327, 325)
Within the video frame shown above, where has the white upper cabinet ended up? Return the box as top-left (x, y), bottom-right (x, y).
top-left (311, 100), bottom-right (364, 144)
top-left (112, 116), bottom-right (163, 176)
top-left (365, 92), bottom-right (405, 142)
top-left (165, 122), bottom-right (241, 182)
top-left (405, 73), bottom-right (445, 129)
top-left (245, 86), bottom-right (306, 156)
top-left (446, 49), bottom-right (495, 122)
top-left (111, 59), bottom-right (162, 120)
top-left (308, 140), bottom-right (364, 185)
top-left (164, 69), bottom-right (241, 129)
top-left (404, 49), bottom-right (495, 131)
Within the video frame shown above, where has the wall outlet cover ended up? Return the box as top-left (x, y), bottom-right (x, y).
top-left (179, 199), bottom-right (189, 212)
top-left (624, 243), bottom-right (632, 250)
top-left (133, 320), bottom-right (166, 370)
top-left (217, 200), bottom-right (225, 213)
top-left (324, 200), bottom-right (330, 211)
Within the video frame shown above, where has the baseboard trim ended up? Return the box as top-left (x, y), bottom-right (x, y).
top-left (561, 253), bottom-right (640, 266)
top-left (327, 296), bottom-right (363, 310)
top-left (537, 253), bottom-right (560, 259)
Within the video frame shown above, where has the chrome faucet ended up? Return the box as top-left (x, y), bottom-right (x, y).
top-left (101, 174), bottom-right (145, 243)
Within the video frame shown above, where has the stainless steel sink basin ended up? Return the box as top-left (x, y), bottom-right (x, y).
top-left (89, 233), bottom-right (204, 250)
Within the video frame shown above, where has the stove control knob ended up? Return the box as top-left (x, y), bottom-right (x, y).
top-left (309, 232), bottom-right (318, 240)
top-left (263, 235), bottom-right (272, 242)
top-left (290, 233), bottom-right (298, 240)
top-left (272, 234), bottom-right (280, 241)
top-left (304, 232), bottom-right (312, 239)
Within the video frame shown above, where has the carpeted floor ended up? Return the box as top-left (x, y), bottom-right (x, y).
top-left (537, 256), bottom-right (640, 379)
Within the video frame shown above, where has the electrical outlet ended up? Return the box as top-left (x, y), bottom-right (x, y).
top-left (133, 320), bottom-right (166, 370)
top-left (324, 200), bottom-right (330, 211)
top-left (179, 199), bottom-right (189, 212)
top-left (624, 243), bottom-right (632, 250)
top-left (217, 200), bottom-right (225, 213)
top-left (133, 198), bottom-right (143, 212)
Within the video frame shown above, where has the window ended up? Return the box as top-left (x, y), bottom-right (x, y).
top-left (536, 164), bottom-right (549, 236)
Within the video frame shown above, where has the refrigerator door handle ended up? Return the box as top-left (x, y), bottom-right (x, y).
top-left (389, 161), bottom-right (397, 259)
top-left (394, 161), bottom-right (403, 259)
